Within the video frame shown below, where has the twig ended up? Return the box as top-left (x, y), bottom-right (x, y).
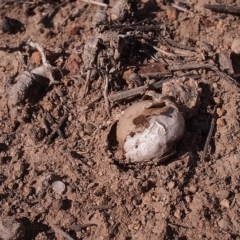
top-left (79, 93), bottom-right (102, 111)
top-left (168, 63), bottom-right (214, 71)
top-left (109, 86), bottom-right (148, 102)
top-left (204, 4), bottom-right (240, 14)
top-left (230, 196), bottom-right (236, 208)
top-left (151, 44), bottom-right (177, 58)
top-left (139, 71), bottom-right (172, 78)
top-left (70, 151), bottom-right (90, 165)
top-left (61, 8), bottom-right (80, 25)
top-left (169, 63), bottom-right (240, 88)
top-left (83, 69), bottom-right (92, 97)
top-left (79, 0), bottom-right (108, 7)
top-left (168, 222), bottom-right (193, 229)
top-left (28, 39), bottom-right (47, 65)
top-left (100, 24), bottom-right (163, 32)
top-left (164, 38), bottom-right (196, 51)
top-left (101, 69), bottom-right (111, 118)
top-left (172, 3), bottom-right (190, 12)
top-left (108, 78), bottom-right (173, 102)
top-left (202, 105), bottom-right (217, 160)
top-left (49, 222), bottom-right (75, 240)
top-left (47, 114), bottom-right (68, 144)
top-left (28, 39), bottom-right (61, 86)
top-left (109, 222), bottom-right (120, 237)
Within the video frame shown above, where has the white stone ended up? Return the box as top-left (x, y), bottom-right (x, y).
top-left (52, 181), bottom-right (66, 195)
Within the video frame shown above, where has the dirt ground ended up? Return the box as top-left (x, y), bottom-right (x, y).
top-left (0, 0), bottom-right (240, 239)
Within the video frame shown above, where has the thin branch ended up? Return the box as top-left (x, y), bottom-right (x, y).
top-left (204, 4), bottom-right (240, 14)
top-left (151, 45), bottom-right (177, 58)
top-left (202, 105), bottom-right (217, 160)
top-left (27, 39), bottom-right (47, 65)
top-left (49, 222), bottom-right (75, 240)
top-left (169, 63), bottom-right (240, 88)
top-left (163, 38), bottom-right (196, 51)
top-left (47, 114), bottom-right (68, 144)
top-left (172, 3), bottom-right (189, 12)
top-left (101, 70), bottom-right (111, 117)
top-left (79, 0), bottom-right (108, 7)
top-left (108, 78), bottom-right (172, 102)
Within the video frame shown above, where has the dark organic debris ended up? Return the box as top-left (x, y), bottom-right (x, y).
top-left (1, 16), bottom-right (24, 33)
top-left (204, 4), bottom-right (240, 15)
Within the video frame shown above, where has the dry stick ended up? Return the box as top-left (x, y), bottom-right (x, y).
top-left (151, 45), bottom-right (177, 58)
top-left (79, 0), bottom-right (108, 7)
top-left (47, 114), bottom-right (68, 144)
top-left (168, 222), bottom-right (193, 229)
top-left (49, 222), bottom-right (75, 240)
top-left (168, 63), bottom-right (240, 88)
top-left (172, 3), bottom-right (190, 12)
top-left (79, 93), bottom-right (102, 111)
top-left (28, 39), bottom-right (47, 65)
top-left (204, 4), bottom-right (240, 14)
top-left (140, 71), bottom-right (172, 78)
top-left (83, 69), bottom-right (92, 97)
top-left (163, 38), bottom-right (196, 51)
top-left (168, 63), bottom-right (214, 71)
top-left (202, 105), bottom-right (217, 160)
top-left (101, 24), bottom-right (163, 32)
top-left (28, 39), bottom-right (60, 86)
top-left (109, 63), bottom-right (239, 103)
top-left (109, 85), bottom-right (148, 102)
top-left (109, 222), bottom-right (120, 236)
top-left (101, 70), bottom-right (111, 117)
top-left (108, 78), bottom-right (172, 102)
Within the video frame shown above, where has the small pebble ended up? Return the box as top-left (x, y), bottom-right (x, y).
top-left (218, 217), bottom-right (230, 230)
top-left (188, 185), bottom-right (197, 194)
top-left (159, 187), bottom-right (169, 195)
top-left (213, 97), bottom-right (221, 105)
top-left (55, 88), bottom-right (64, 97)
top-left (52, 181), bottom-right (66, 195)
top-left (142, 180), bottom-right (149, 188)
top-left (231, 38), bottom-right (240, 54)
top-left (71, 8), bottom-right (81, 18)
top-left (216, 118), bottom-right (226, 127)
top-left (185, 195), bottom-right (192, 203)
top-left (216, 108), bottom-right (226, 117)
top-left (133, 224), bottom-right (140, 230)
top-left (143, 194), bottom-right (152, 203)
top-left (167, 181), bottom-right (175, 189)
top-left (216, 190), bottom-right (230, 199)
top-left (220, 199), bottom-right (230, 208)
top-left (174, 208), bottom-right (181, 219)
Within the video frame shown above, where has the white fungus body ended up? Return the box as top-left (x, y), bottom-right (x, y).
top-left (117, 99), bottom-right (185, 163)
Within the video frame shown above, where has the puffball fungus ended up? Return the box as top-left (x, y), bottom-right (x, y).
top-left (116, 97), bottom-right (185, 163)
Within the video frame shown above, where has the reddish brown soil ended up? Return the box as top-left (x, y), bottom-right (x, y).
top-left (0, 0), bottom-right (240, 239)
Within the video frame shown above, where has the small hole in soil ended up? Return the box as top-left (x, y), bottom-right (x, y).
top-left (61, 199), bottom-right (72, 210)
